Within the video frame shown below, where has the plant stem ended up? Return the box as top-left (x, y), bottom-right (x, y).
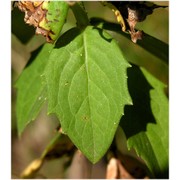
top-left (70, 2), bottom-right (89, 29)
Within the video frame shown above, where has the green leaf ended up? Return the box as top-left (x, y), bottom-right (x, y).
top-left (39, 1), bottom-right (69, 42)
top-left (15, 43), bottom-right (54, 135)
top-left (90, 18), bottom-right (168, 84)
top-left (45, 26), bottom-right (132, 163)
top-left (120, 65), bottom-right (168, 178)
top-left (116, 33), bottom-right (168, 85)
top-left (90, 18), bottom-right (168, 65)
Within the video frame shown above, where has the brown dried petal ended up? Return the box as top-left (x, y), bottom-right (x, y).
top-left (106, 158), bottom-right (119, 179)
top-left (17, 1), bottom-right (52, 42)
top-left (20, 158), bottom-right (44, 178)
top-left (36, 26), bottom-right (48, 37)
top-left (130, 30), bottom-right (143, 43)
top-left (17, 1), bottom-right (45, 27)
top-left (18, 1), bottom-right (37, 12)
top-left (127, 7), bottom-right (138, 32)
top-left (127, 7), bottom-right (144, 43)
top-left (106, 157), bottom-right (135, 179)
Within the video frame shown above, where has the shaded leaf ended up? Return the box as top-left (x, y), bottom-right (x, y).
top-left (15, 43), bottom-right (54, 135)
top-left (120, 65), bottom-right (168, 178)
top-left (45, 26), bottom-right (132, 163)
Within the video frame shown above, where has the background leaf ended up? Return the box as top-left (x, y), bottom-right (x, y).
top-left (15, 43), bottom-right (54, 135)
top-left (120, 65), bottom-right (168, 178)
top-left (90, 18), bottom-right (168, 85)
top-left (45, 26), bottom-right (132, 163)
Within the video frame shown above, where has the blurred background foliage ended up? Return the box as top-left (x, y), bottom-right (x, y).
top-left (11, 1), bottom-right (168, 178)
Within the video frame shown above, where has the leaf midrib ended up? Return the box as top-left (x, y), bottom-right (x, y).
top-left (82, 32), bottom-right (95, 156)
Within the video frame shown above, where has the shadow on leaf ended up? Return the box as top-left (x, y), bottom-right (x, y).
top-left (120, 65), bottom-right (156, 138)
top-left (92, 26), bottom-right (113, 43)
top-left (55, 27), bottom-right (81, 49)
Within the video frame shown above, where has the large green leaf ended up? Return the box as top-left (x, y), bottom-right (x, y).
top-left (15, 43), bottom-right (54, 135)
top-left (45, 26), bottom-right (132, 163)
top-left (120, 65), bottom-right (168, 178)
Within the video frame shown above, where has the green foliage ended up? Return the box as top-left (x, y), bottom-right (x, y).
top-left (12, 1), bottom-right (169, 178)
top-left (39, 1), bottom-right (69, 42)
top-left (15, 44), bottom-right (54, 135)
top-left (44, 26), bottom-right (131, 163)
top-left (120, 65), bottom-right (168, 177)
top-left (90, 18), bottom-right (168, 84)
